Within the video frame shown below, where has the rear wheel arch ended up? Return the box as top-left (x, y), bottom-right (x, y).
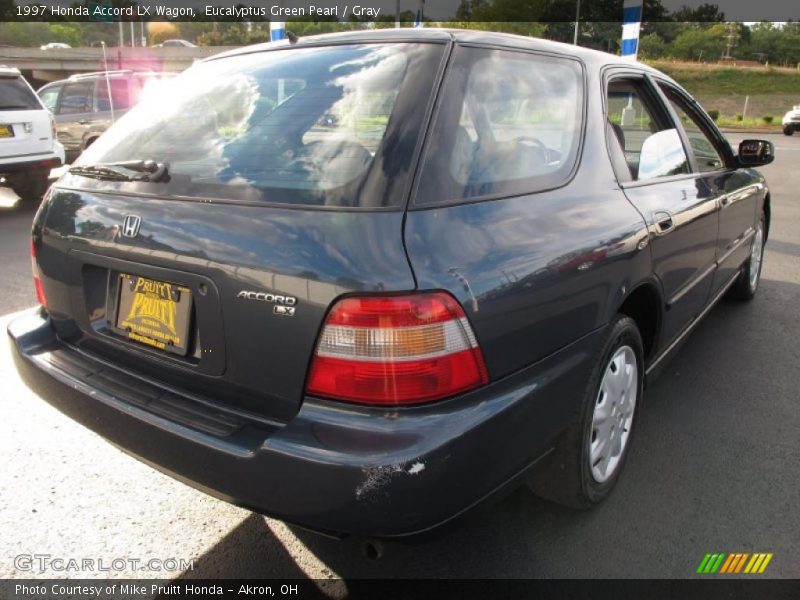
top-left (616, 281), bottom-right (663, 364)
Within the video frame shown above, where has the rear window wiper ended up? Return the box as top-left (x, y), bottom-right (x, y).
top-left (69, 160), bottom-right (169, 183)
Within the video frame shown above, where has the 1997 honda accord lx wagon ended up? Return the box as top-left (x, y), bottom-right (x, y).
top-left (10, 29), bottom-right (773, 539)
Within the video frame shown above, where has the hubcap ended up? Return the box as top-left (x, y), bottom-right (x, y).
top-left (589, 345), bottom-right (638, 483)
top-left (749, 222), bottom-right (764, 291)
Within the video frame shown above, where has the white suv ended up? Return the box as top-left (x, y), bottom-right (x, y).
top-left (0, 66), bottom-right (65, 202)
top-left (782, 104), bottom-right (800, 136)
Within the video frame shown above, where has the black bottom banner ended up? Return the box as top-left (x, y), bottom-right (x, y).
top-left (3, 579), bottom-right (800, 600)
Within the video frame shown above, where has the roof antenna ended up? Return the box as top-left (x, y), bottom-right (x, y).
top-left (286, 31), bottom-right (298, 45)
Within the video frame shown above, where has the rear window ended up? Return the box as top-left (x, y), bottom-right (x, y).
top-left (0, 76), bottom-right (42, 111)
top-left (75, 43), bottom-right (444, 208)
top-left (415, 47), bottom-right (584, 206)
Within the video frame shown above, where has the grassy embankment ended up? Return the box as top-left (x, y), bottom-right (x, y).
top-left (647, 60), bottom-right (800, 130)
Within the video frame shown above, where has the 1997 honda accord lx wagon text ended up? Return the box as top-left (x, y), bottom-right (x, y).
top-left (10, 29), bottom-right (773, 539)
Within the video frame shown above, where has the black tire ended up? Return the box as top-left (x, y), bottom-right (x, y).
top-left (24, 173), bottom-right (50, 203)
top-left (528, 315), bottom-right (644, 509)
top-left (7, 171), bottom-right (49, 203)
top-left (783, 126), bottom-right (794, 136)
top-left (728, 214), bottom-right (765, 301)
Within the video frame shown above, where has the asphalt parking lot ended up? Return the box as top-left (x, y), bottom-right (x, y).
top-left (1, 133), bottom-right (798, 581)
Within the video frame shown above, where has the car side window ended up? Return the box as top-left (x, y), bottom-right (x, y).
top-left (658, 84), bottom-right (726, 173)
top-left (607, 79), bottom-right (690, 181)
top-left (415, 47), bottom-right (584, 205)
top-left (95, 79), bottom-right (131, 111)
top-left (59, 82), bottom-right (94, 115)
top-left (38, 86), bottom-right (60, 113)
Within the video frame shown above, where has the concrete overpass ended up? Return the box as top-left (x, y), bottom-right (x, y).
top-left (0, 46), bottom-right (237, 86)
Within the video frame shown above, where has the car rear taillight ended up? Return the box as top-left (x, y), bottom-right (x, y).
top-left (31, 240), bottom-right (47, 308)
top-left (50, 115), bottom-right (56, 139)
top-left (306, 292), bottom-right (488, 405)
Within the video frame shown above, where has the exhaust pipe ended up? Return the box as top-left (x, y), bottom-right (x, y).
top-left (360, 538), bottom-right (386, 560)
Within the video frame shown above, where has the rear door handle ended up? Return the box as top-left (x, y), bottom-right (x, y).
top-left (653, 210), bottom-right (674, 235)
top-left (719, 195), bottom-right (731, 208)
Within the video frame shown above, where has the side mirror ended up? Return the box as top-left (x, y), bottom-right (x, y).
top-left (738, 139), bottom-right (775, 167)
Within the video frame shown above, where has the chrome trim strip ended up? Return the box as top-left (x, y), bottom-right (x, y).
top-left (667, 227), bottom-right (755, 308)
top-left (717, 227), bottom-right (755, 267)
top-left (668, 261), bottom-right (716, 307)
top-left (646, 271), bottom-right (739, 376)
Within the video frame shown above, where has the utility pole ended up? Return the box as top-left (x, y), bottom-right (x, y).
top-left (723, 23), bottom-right (738, 60)
top-left (101, 42), bottom-right (115, 123)
top-left (396, 0), bottom-right (400, 28)
top-left (573, 0), bottom-right (581, 45)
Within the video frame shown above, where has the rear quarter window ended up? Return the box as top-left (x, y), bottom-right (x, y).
top-left (38, 86), bottom-right (60, 112)
top-left (415, 47), bottom-right (584, 206)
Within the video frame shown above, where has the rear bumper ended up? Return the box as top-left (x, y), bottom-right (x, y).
top-left (9, 309), bottom-right (601, 538)
top-left (0, 152), bottom-right (62, 175)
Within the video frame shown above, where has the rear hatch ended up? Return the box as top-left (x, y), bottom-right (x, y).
top-left (34, 40), bottom-right (445, 423)
top-left (0, 75), bottom-right (52, 159)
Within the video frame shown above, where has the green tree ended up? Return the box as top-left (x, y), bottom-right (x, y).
top-left (0, 0), bottom-right (13, 20)
top-left (670, 25), bottom-right (726, 61)
top-left (175, 22), bottom-right (217, 45)
top-left (775, 29), bottom-right (800, 66)
top-left (47, 23), bottom-right (83, 47)
top-left (0, 22), bottom-right (52, 47)
top-left (671, 3), bottom-right (725, 25)
top-left (638, 32), bottom-right (667, 59)
top-left (742, 22), bottom-right (786, 64)
top-left (436, 21), bottom-right (547, 37)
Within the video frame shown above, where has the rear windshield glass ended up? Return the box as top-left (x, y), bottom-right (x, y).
top-left (0, 76), bottom-right (41, 110)
top-left (415, 47), bottom-right (584, 206)
top-left (74, 43), bottom-right (444, 208)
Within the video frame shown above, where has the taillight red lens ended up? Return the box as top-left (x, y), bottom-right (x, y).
top-left (31, 240), bottom-right (47, 308)
top-left (306, 292), bottom-right (489, 405)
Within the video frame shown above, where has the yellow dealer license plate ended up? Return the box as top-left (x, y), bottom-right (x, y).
top-left (116, 274), bottom-right (192, 355)
top-left (0, 124), bottom-right (14, 138)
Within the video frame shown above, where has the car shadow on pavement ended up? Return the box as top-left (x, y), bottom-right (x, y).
top-left (170, 488), bottom-right (585, 579)
top-left (165, 278), bottom-right (800, 579)
top-left (173, 513), bottom-right (313, 580)
top-left (764, 238), bottom-right (800, 258)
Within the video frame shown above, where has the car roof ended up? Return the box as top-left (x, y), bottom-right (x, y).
top-left (38, 70), bottom-right (171, 90)
top-left (207, 28), bottom-right (669, 78)
top-left (0, 65), bottom-right (22, 78)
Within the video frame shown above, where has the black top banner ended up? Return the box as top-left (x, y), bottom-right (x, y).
top-left (3, 0), bottom-right (800, 23)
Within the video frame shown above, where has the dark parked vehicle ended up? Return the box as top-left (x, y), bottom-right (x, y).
top-left (10, 30), bottom-right (773, 539)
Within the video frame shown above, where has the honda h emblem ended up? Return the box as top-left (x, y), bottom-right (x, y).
top-left (121, 215), bottom-right (141, 238)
